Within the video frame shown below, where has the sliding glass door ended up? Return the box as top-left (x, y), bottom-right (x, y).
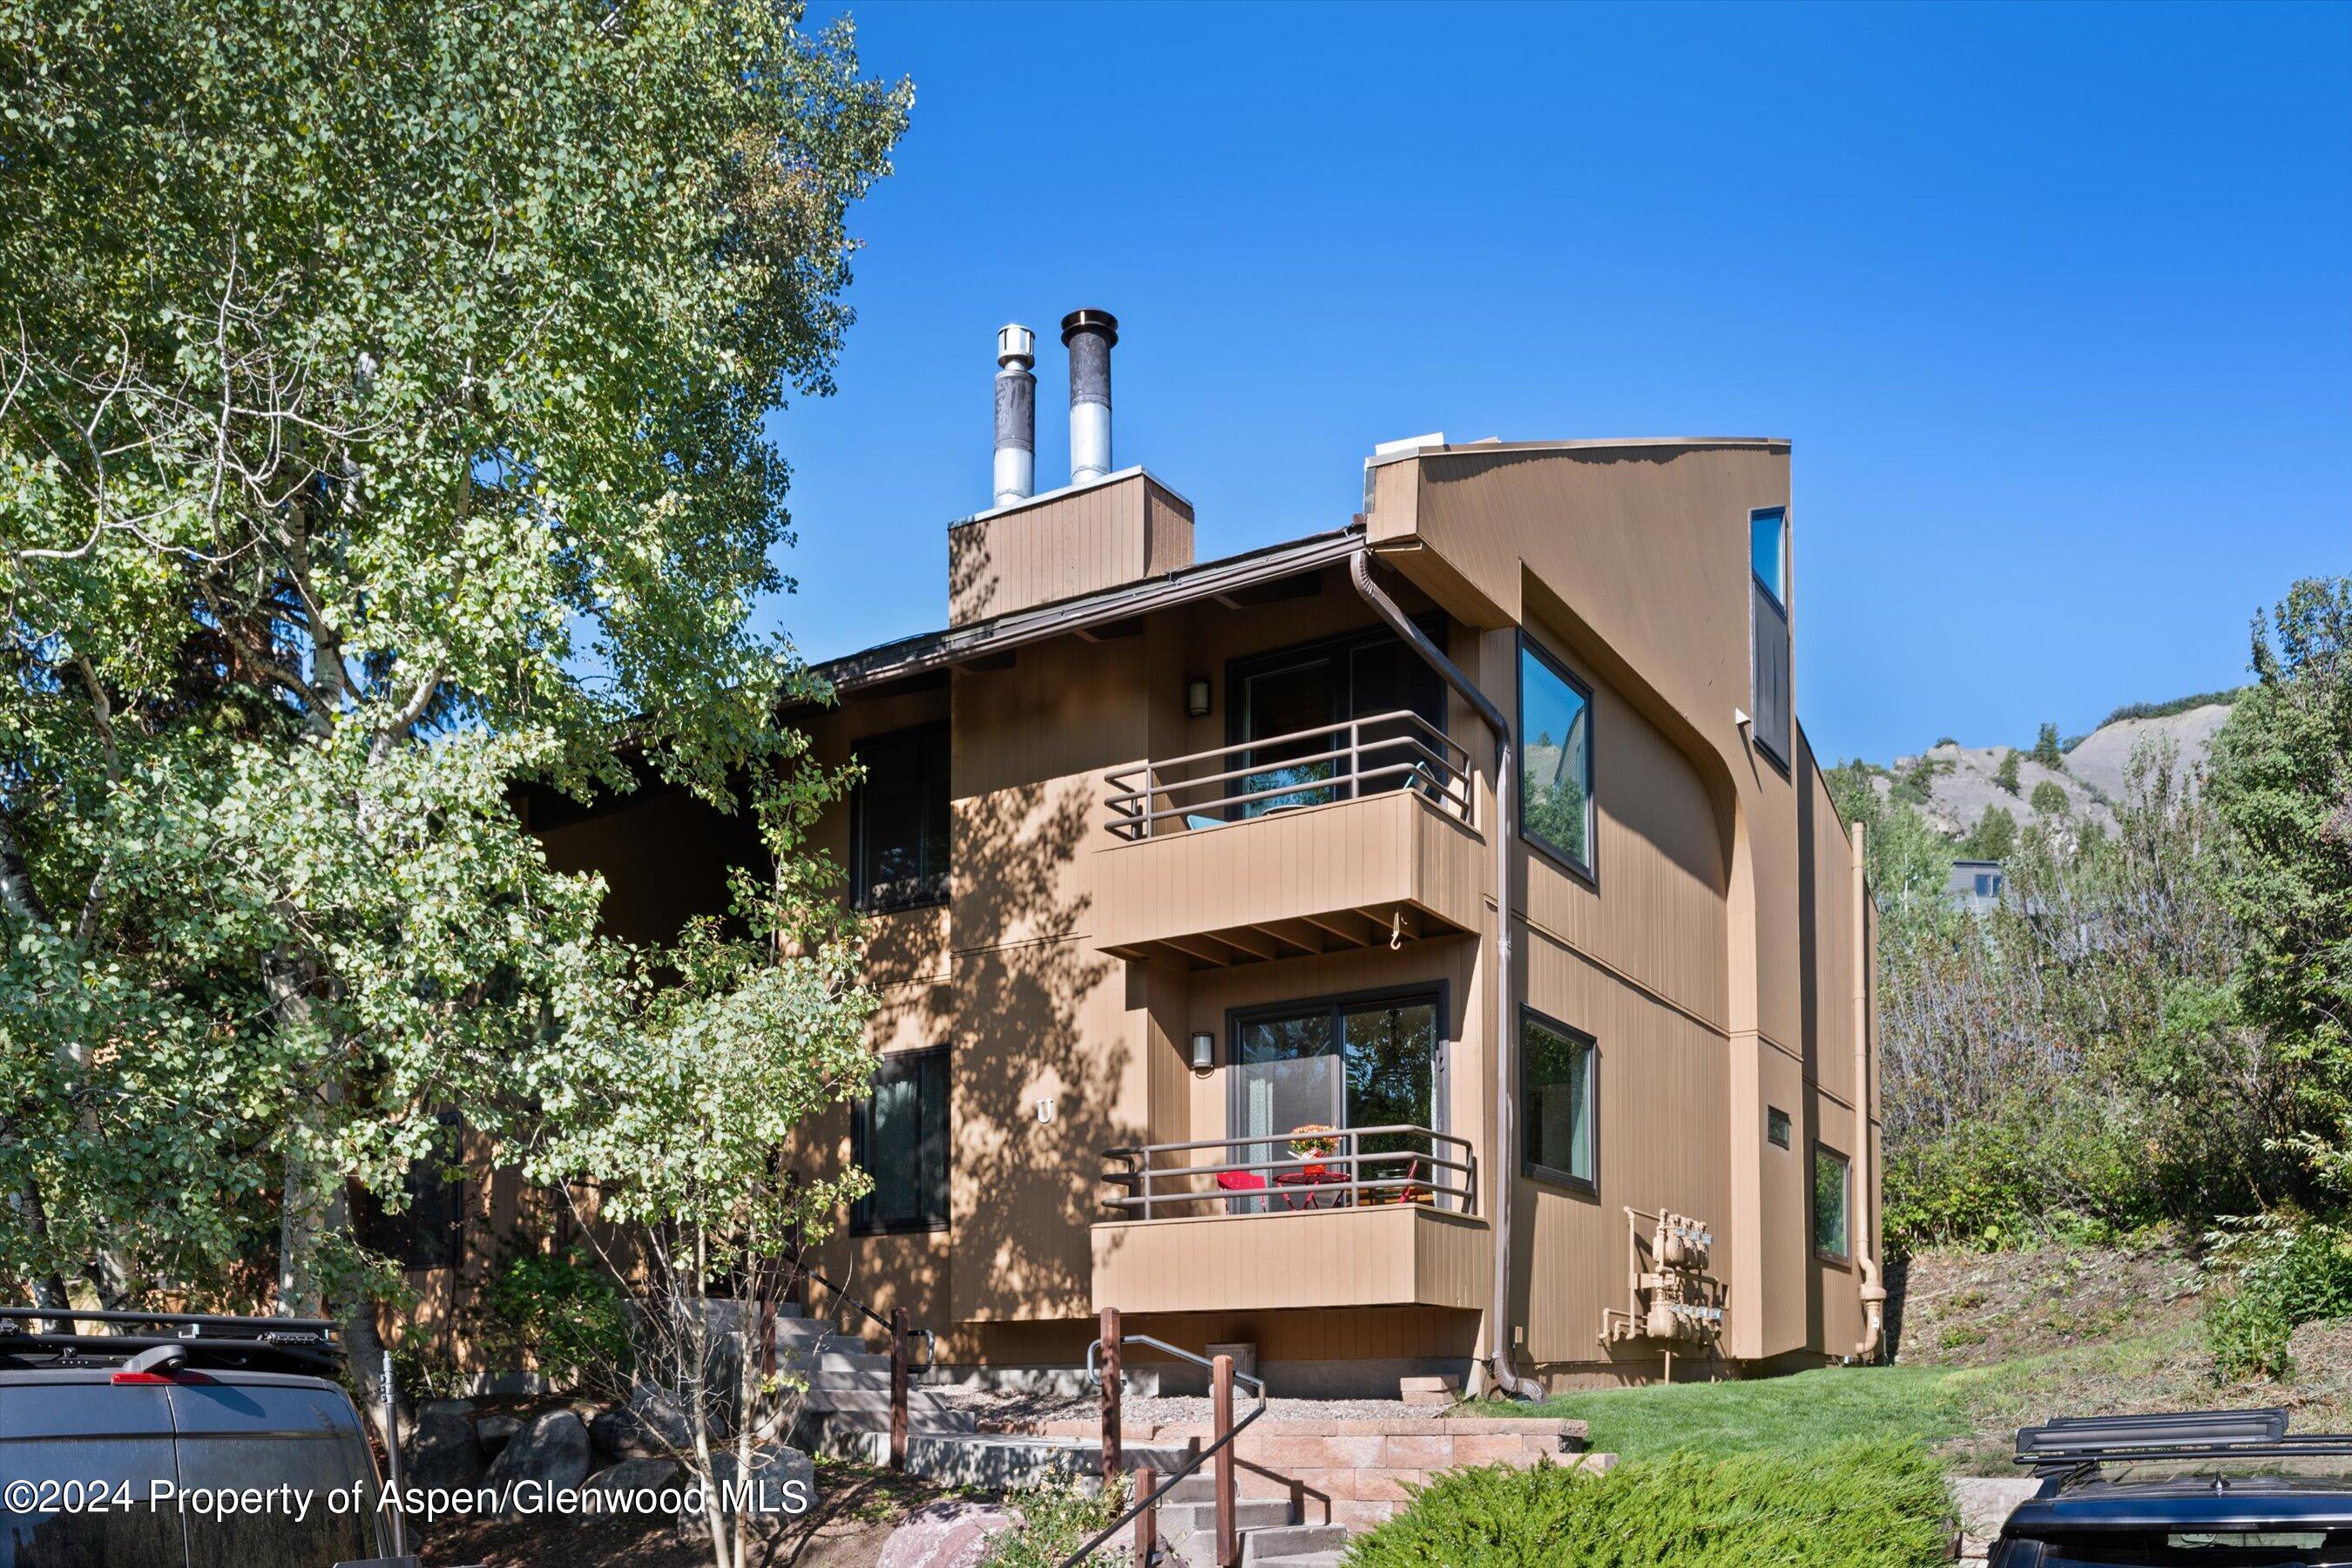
top-left (1228, 625), bottom-right (1445, 820)
top-left (1229, 991), bottom-right (1444, 1211)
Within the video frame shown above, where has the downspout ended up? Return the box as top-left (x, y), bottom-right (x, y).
top-left (1349, 551), bottom-right (1544, 1402)
top-left (1850, 820), bottom-right (1886, 1361)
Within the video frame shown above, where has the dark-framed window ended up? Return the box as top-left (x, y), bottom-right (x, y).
top-left (1767, 1105), bottom-right (1793, 1149)
top-left (851, 1047), bottom-right (950, 1234)
top-left (850, 721), bottom-right (950, 913)
top-left (1226, 985), bottom-right (1449, 1212)
top-left (1517, 634), bottom-right (1595, 877)
top-left (361, 1111), bottom-right (465, 1269)
top-left (1520, 1009), bottom-right (1597, 1193)
top-left (1813, 1143), bottom-right (1851, 1262)
top-left (1224, 619), bottom-right (1448, 819)
top-left (1749, 506), bottom-right (1792, 768)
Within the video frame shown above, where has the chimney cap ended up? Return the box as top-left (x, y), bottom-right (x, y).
top-left (997, 323), bottom-right (1036, 369)
top-left (1060, 308), bottom-right (1119, 346)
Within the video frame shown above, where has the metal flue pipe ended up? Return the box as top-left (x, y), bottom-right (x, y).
top-left (1349, 549), bottom-right (1542, 1402)
top-left (993, 323), bottom-right (1037, 506)
top-left (1062, 309), bottom-right (1117, 483)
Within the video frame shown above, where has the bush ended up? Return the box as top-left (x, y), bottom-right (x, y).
top-left (975, 1474), bottom-right (1130, 1568)
top-left (2030, 780), bottom-right (2070, 816)
top-left (2203, 1216), bottom-right (2352, 1380)
top-left (1345, 1440), bottom-right (1950, 1568)
top-left (478, 1244), bottom-right (632, 1391)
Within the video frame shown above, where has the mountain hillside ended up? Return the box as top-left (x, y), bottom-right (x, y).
top-left (1864, 694), bottom-right (2240, 842)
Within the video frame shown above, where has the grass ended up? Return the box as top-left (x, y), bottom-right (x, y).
top-left (1476, 1320), bottom-right (2222, 1474)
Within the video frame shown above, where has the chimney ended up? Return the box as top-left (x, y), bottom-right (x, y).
top-left (1062, 308), bottom-right (1118, 483)
top-left (992, 324), bottom-right (1037, 507)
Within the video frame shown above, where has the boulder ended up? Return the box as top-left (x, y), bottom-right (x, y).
top-left (592, 1390), bottom-right (692, 1457)
top-left (584, 1456), bottom-right (684, 1499)
top-left (476, 1412), bottom-right (524, 1454)
top-left (697, 1443), bottom-right (816, 1521)
top-left (403, 1402), bottom-right (485, 1492)
top-left (877, 1500), bottom-right (1023, 1568)
top-left (482, 1409), bottom-right (591, 1510)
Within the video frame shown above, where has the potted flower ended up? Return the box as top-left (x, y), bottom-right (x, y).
top-left (1288, 1124), bottom-right (1340, 1180)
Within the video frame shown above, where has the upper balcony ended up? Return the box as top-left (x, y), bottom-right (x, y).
top-left (1093, 713), bottom-right (1487, 969)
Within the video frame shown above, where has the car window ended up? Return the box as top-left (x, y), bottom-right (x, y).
top-left (0, 1433), bottom-right (188, 1568)
top-left (168, 1385), bottom-right (382, 1568)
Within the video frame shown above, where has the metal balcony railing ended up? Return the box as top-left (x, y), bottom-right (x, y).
top-left (1103, 709), bottom-right (1472, 842)
top-left (1100, 1125), bottom-right (1477, 1220)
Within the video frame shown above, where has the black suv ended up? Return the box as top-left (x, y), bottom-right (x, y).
top-left (1996, 1409), bottom-right (2352, 1565)
top-left (0, 1307), bottom-right (412, 1568)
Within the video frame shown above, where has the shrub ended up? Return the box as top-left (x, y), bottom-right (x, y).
top-left (2030, 781), bottom-right (2070, 816)
top-left (478, 1244), bottom-right (632, 1391)
top-left (1345, 1440), bottom-right (1950, 1568)
top-left (2203, 1216), bottom-right (2352, 1380)
top-left (975, 1474), bottom-right (1130, 1568)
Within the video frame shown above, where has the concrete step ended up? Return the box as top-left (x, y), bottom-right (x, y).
top-left (801, 1387), bottom-right (964, 1415)
top-left (808, 1429), bottom-right (1098, 1488)
top-left (1256, 1555), bottom-right (1344, 1568)
top-left (1239, 1524), bottom-right (1350, 1565)
top-left (1157, 1497), bottom-right (1293, 1535)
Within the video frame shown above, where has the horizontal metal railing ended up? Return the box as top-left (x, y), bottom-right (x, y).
top-left (1104, 709), bottom-right (1472, 842)
top-left (1101, 1124), bottom-right (1477, 1220)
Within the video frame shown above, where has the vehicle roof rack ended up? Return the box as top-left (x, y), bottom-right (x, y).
top-left (0, 1307), bottom-right (345, 1379)
top-left (2011, 1408), bottom-right (2352, 1477)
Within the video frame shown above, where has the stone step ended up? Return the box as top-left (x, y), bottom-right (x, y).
top-left (809, 1429), bottom-right (1098, 1489)
top-left (801, 1387), bottom-right (964, 1415)
top-left (1157, 1497), bottom-right (1294, 1535)
top-left (1239, 1524), bottom-right (1350, 1565)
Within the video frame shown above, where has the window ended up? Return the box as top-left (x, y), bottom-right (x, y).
top-left (1518, 637), bottom-right (1594, 875)
top-left (851, 722), bottom-right (950, 912)
top-left (851, 1048), bottom-right (950, 1233)
top-left (1767, 1106), bottom-right (1792, 1149)
top-left (1813, 1145), bottom-right (1851, 1261)
top-left (1750, 507), bottom-right (1786, 605)
top-left (360, 1110), bottom-right (464, 1269)
top-left (1521, 1010), bottom-right (1597, 1190)
top-left (1974, 872), bottom-right (2004, 899)
top-left (1748, 507), bottom-right (1792, 767)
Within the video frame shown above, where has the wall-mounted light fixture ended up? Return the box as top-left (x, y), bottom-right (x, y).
top-left (1186, 679), bottom-right (1212, 719)
top-left (1189, 1031), bottom-right (1215, 1072)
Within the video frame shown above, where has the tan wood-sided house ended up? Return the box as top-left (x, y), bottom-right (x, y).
top-left (511, 314), bottom-right (1882, 1397)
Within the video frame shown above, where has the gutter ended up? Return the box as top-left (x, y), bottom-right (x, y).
top-left (1349, 550), bottom-right (1544, 1402)
top-left (1850, 820), bottom-right (1886, 1360)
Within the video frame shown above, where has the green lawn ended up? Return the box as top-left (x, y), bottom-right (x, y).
top-left (1488, 1320), bottom-right (2216, 1471)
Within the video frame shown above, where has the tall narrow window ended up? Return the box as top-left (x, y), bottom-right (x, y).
top-left (1813, 1144), bottom-right (1850, 1261)
top-left (852, 1048), bottom-right (950, 1233)
top-left (1749, 507), bottom-right (1791, 766)
top-left (1521, 1010), bottom-right (1596, 1191)
top-left (851, 722), bottom-right (950, 912)
top-left (1518, 637), bottom-right (1594, 875)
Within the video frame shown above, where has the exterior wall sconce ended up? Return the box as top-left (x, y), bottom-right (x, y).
top-left (1186, 679), bottom-right (1212, 719)
top-left (1189, 1031), bottom-right (1215, 1072)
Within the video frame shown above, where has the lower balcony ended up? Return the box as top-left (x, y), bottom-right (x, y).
top-left (1089, 1128), bottom-right (1490, 1314)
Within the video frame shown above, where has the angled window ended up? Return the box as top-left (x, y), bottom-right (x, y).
top-left (852, 1047), bottom-right (950, 1234)
top-left (1767, 1105), bottom-right (1793, 1149)
top-left (1521, 1010), bottom-right (1597, 1192)
top-left (1518, 636), bottom-right (1594, 875)
top-left (1813, 1143), bottom-right (1851, 1262)
top-left (1751, 507), bottom-right (1787, 606)
top-left (851, 722), bottom-right (950, 912)
top-left (1749, 507), bottom-right (1792, 767)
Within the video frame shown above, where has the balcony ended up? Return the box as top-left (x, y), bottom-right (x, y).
top-left (1094, 713), bottom-right (1486, 969)
top-left (1091, 1128), bottom-right (1490, 1314)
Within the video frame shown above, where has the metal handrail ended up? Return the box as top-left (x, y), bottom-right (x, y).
top-left (1101, 1124), bottom-right (1477, 1219)
top-left (1104, 709), bottom-right (1472, 841)
top-left (796, 1263), bottom-right (937, 1371)
top-left (1061, 1333), bottom-right (1269, 1568)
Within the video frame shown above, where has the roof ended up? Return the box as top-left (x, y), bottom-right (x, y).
top-left (810, 524), bottom-right (1366, 698)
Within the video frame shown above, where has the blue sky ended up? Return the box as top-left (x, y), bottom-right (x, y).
top-left (765, 1), bottom-right (2349, 763)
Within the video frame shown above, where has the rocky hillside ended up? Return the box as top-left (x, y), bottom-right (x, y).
top-left (1869, 694), bottom-right (2240, 841)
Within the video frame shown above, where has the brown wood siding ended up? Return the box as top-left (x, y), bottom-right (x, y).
top-left (950, 472), bottom-right (1195, 625)
top-left (1092, 1206), bottom-right (1490, 1315)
